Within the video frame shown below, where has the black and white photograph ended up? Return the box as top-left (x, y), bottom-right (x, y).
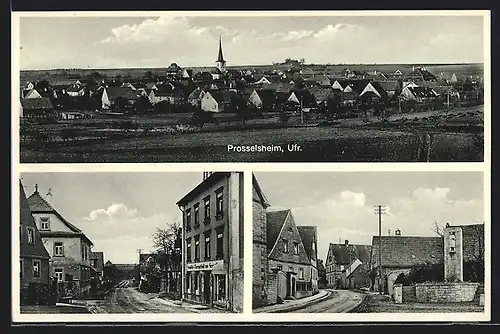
top-left (252, 171), bottom-right (486, 314)
top-left (15, 12), bottom-right (487, 163)
top-left (16, 171), bottom-right (244, 315)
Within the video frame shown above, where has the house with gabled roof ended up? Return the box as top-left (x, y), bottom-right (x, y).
top-left (359, 81), bottom-right (389, 102)
top-left (201, 90), bottom-right (240, 113)
top-left (66, 85), bottom-right (86, 97)
top-left (187, 87), bottom-right (206, 108)
top-left (324, 240), bottom-right (372, 290)
top-left (101, 86), bottom-right (142, 110)
top-left (267, 209), bottom-right (315, 299)
top-left (369, 232), bottom-right (444, 295)
top-left (248, 89), bottom-right (277, 110)
top-left (20, 97), bottom-right (54, 119)
top-left (407, 66), bottom-right (438, 82)
top-left (27, 184), bottom-right (96, 298)
top-left (297, 226), bottom-right (319, 294)
top-left (22, 88), bottom-right (43, 99)
top-left (400, 85), bottom-right (439, 102)
top-left (19, 180), bottom-right (51, 305)
top-left (90, 252), bottom-right (104, 283)
top-left (309, 86), bottom-right (335, 106)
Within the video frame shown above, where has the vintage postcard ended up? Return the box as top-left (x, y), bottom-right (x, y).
top-left (11, 9), bottom-right (491, 325)
top-left (12, 10), bottom-right (489, 163)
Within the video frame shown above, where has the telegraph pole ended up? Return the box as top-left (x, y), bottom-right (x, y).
top-left (374, 205), bottom-right (386, 294)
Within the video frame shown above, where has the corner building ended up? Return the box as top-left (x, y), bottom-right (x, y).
top-left (177, 172), bottom-right (244, 312)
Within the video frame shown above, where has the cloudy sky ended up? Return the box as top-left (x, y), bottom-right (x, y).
top-left (20, 172), bottom-right (203, 264)
top-left (254, 171), bottom-right (484, 262)
top-left (19, 14), bottom-right (485, 70)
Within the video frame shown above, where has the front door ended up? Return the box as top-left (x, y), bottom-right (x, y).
top-left (204, 271), bottom-right (211, 304)
top-left (291, 277), bottom-right (296, 297)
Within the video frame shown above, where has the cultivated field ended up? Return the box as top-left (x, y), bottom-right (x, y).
top-left (20, 105), bottom-right (483, 163)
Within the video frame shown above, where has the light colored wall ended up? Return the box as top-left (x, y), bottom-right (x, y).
top-left (201, 93), bottom-right (221, 112)
top-left (32, 212), bottom-right (73, 233)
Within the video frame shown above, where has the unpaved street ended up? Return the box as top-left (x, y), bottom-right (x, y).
top-left (291, 290), bottom-right (363, 313)
top-left (85, 280), bottom-right (194, 314)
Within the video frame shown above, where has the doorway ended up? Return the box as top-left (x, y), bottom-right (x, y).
top-left (203, 271), bottom-right (211, 304)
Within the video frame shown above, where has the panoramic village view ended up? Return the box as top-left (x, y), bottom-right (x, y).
top-left (19, 171), bottom-right (244, 314)
top-left (18, 15), bottom-right (485, 163)
top-left (252, 172), bottom-right (485, 313)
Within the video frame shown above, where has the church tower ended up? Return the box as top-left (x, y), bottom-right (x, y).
top-left (215, 36), bottom-right (226, 73)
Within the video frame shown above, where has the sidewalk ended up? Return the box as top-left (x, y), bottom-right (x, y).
top-left (254, 289), bottom-right (332, 313)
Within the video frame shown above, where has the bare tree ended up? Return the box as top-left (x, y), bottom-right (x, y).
top-left (431, 221), bottom-right (445, 237)
top-left (152, 220), bottom-right (182, 292)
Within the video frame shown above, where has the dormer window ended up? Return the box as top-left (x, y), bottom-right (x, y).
top-left (40, 217), bottom-right (50, 231)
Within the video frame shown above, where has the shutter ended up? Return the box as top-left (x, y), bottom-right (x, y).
top-left (53, 243), bottom-right (57, 256)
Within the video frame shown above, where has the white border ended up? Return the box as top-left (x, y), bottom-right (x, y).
top-left (12, 9), bottom-right (491, 323)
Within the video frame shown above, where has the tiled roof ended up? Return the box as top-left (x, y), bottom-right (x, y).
top-left (377, 80), bottom-right (401, 92)
top-left (208, 90), bottom-right (240, 104)
top-left (266, 210), bottom-right (290, 250)
top-left (66, 86), bottom-right (85, 92)
top-left (370, 236), bottom-right (443, 269)
top-left (187, 87), bottom-right (205, 100)
top-left (27, 190), bottom-right (94, 246)
top-left (309, 87), bottom-right (334, 103)
top-left (297, 226), bottom-right (317, 263)
top-left (252, 174), bottom-right (270, 207)
top-left (254, 89), bottom-right (277, 105)
top-left (20, 181), bottom-right (51, 260)
top-left (328, 243), bottom-right (372, 265)
top-left (408, 67), bottom-right (437, 81)
top-left (105, 87), bottom-right (142, 100)
top-left (48, 79), bottom-right (80, 87)
top-left (20, 97), bottom-right (53, 110)
top-left (407, 86), bottom-right (438, 98)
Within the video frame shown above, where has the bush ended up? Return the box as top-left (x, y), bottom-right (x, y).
top-left (400, 263), bottom-right (444, 284)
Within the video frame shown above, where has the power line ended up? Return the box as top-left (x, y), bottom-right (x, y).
top-left (374, 205), bottom-right (386, 294)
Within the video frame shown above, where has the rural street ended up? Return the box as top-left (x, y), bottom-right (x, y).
top-left (84, 280), bottom-right (194, 313)
top-left (290, 290), bottom-right (364, 313)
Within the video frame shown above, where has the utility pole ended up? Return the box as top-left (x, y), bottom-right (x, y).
top-left (374, 205), bottom-right (386, 294)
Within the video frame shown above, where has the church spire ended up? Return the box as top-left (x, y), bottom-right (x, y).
top-left (217, 35), bottom-right (225, 62)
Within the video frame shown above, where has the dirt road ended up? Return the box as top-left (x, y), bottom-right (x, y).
top-left (86, 280), bottom-right (193, 314)
top-left (291, 290), bottom-right (364, 313)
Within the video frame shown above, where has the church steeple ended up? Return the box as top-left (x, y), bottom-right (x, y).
top-left (215, 35), bottom-right (226, 73)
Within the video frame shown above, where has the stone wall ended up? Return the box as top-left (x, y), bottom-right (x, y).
top-left (415, 282), bottom-right (479, 303)
top-left (265, 273), bottom-right (278, 305)
top-left (252, 200), bottom-right (268, 308)
top-left (231, 265), bottom-right (244, 313)
top-left (402, 285), bottom-right (416, 302)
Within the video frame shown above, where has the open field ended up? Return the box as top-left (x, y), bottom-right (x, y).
top-left (20, 105), bottom-right (483, 163)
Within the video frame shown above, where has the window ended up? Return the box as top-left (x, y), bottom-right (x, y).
top-left (283, 239), bottom-right (288, 253)
top-left (54, 242), bottom-right (64, 256)
top-left (216, 229), bottom-right (224, 260)
top-left (289, 267), bottom-right (293, 273)
top-left (215, 274), bottom-right (226, 302)
top-left (27, 228), bottom-right (34, 244)
top-left (293, 242), bottom-right (299, 255)
top-left (20, 259), bottom-right (23, 279)
top-left (299, 268), bottom-right (304, 279)
top-left (185, 209), bottom-right (192, 232)
top-left (204, 196), bottom-right (211, 223)
top-left (277, 264), bottom-right (282, 271)
top-left (55, 268), bottom-right (64, 282)
top-left (340, 265), bottom-right (345, 271)
top-left (194, 204), bottom-right (200, 227)
top-left (215, 189), bottom-right (224, 218)
top-left (186, 238), bottom-right (192, 263)
top-left (33, 260), bottom-right (40, 278)
top-left (204, 234), bottom-right (211, 260)
top-left (194, 236), bottom-right (200, 261)
top-left (40, 217), bottom-right (50, 230)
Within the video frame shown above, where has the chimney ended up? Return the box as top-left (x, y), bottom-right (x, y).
top-left (34, 184), bottom-right (39, 194)
top-left (395, 229), bottom-right (401, 236)
top-left (344, 239), bottom-right (349, 246)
